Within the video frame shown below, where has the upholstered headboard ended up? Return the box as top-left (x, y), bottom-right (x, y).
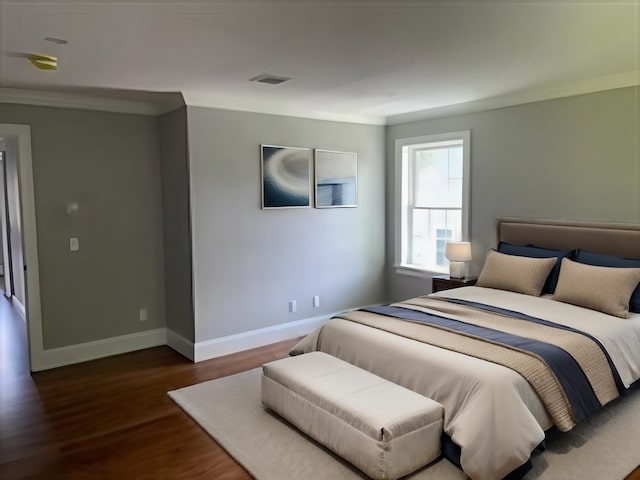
top-left (497, 218), bottom-right (640, 259)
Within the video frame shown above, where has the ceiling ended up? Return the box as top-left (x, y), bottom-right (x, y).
top-left (0, 0), bottom-right (638, 125)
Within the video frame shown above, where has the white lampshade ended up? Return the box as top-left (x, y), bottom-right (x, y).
top-left (445, 242), bottom-right (471, 279)
top-left (445, 242), bottom-right (472, 262)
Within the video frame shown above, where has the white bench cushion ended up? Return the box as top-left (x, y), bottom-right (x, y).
top-left (262, 352), bottom-right (443, 480)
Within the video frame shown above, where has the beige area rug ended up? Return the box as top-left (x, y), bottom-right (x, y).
top-left (168, 369), bottom-right (640, 480)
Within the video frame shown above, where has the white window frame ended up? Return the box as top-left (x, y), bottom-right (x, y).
top-left (394, 130), bottom-right (471, 277)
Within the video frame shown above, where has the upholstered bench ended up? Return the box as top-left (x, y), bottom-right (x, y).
top-left (261, 352), bottom-right (443, 480)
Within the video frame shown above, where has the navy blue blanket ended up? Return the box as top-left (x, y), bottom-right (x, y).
top-left (441, 298), bottom-right (625, 393)
top-left (361, 302), bottom-right (622, 423)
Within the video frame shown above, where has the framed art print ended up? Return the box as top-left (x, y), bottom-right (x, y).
top-left (261, 145), bottom-right (311, 209)
top-left (314, 149), bottom-right (357, 208)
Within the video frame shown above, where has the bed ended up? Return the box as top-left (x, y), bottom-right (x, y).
top-left (291, 218), bottom-right (640, 480)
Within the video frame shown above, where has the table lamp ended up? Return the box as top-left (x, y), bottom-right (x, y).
top-left (445, 241), bottom-right (472, 278)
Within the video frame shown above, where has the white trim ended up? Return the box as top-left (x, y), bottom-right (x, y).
top-left (193, 313), bottom-right (335, 363)
top-left (394, 131), bottom-right (471, 275)
top-left (461, 131), bottom-right (471, 241)
top-left (386, 70), bottom-right (640, 125)
top-left (26, 310), bottom-right (365, 370)
top-left (0, 72), bottom-right (635, 127)
top-left (0, 155), bottom-right (11, 297)
top-left (0, 88), bottom-right (171, 116)
top-left (167, 329), bottom-right (195, 361)
top-left (11, 294), bottom-right (25, 319)
top-left (394, 138), bottom-right (405, 272)
top-left (0, 124), bottom-right (44, 373)
top-left (393, 265), bottom-right (444, 279)
top-left (32, 328), bottom-right (168, 372)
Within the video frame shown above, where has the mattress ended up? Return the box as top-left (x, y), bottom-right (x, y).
top-left (291, 286), bottom-right (640, 480)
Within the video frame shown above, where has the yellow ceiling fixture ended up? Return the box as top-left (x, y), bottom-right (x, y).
top-left (27, 53), bottom-right (58, 71)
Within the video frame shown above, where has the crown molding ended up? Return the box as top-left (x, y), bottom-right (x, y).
top-left (386, 70), bottom-right (640, 126)
top-left (184, 95), bottom-right (386, 126)
top-left (0, 87), bottom-right (167, 116)
top-left (1, 69), bottom-right (637, 124)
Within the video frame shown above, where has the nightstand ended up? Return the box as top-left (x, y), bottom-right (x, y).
top-left (431, 275), bottom-right (478, 293)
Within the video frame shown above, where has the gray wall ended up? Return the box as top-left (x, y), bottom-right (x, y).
top-left (386, 86), bottom-right (640, 301)
top-left (2, 84), bottom-right (635, 354)
top-left (0, 104), bottom-right (166, 349)
top-left (158, 107), bottom-right (194, 342)
top-left (187, 107), bottom-right (386, 342)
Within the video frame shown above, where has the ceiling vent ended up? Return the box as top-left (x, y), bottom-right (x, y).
top-left (44, 37), bottom-right (68, 45)
top-left (249, 73), bottom-right (291, 85)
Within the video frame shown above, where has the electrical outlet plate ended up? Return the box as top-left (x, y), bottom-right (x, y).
top-left (313, 295), bottom-right (320, 308)
top-left (139, 308), bottom-right (148, 321)
top-left (288, 300), bottom-right (297, 313)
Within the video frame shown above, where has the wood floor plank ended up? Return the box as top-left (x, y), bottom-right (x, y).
top-left (1, 337), bottom-right (298, 480)
top-left (627, 466), bottom-right (640, 480)
top-left (2, 301), bottom-right (639, 480)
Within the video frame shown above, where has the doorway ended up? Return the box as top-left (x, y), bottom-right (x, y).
top-left (0, 137), bottom-right (28, 377)
top-left (0, 124), bottom-right (42, 372)
top-left (0, 141), bottom-right (26, 315)
top-left (0, 150), bottom-right (15, 301)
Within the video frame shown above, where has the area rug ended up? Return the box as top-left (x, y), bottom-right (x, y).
top-left (168, 369), bottom-right (640, 480)
top-left (627, 466), bottom-right (640, 480)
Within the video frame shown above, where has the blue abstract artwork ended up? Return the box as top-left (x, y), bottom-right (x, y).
top-left (314, 149), bottom-right (357, 208)
top-left (261, 145), bottom-right (311, 209)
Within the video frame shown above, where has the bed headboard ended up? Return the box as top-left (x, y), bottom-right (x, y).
top-left (497, 218), bottom-right (640, 259)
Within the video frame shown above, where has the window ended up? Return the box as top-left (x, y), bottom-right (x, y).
top-left (394, 131), bottom-right (470, 275)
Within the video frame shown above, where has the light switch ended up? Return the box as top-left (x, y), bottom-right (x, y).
top-left (70, 237), bottom-right (80, 251)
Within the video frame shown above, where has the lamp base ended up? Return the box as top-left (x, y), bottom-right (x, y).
top-left (449, 261), bottom-right (466, 279)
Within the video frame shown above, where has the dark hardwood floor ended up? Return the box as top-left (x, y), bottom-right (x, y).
top-left (628, 467), bottom-right (640, 480)
top-left (2, 299), bottom-right (639, 480)
top-left (0, 300), bottom-right (298, 479)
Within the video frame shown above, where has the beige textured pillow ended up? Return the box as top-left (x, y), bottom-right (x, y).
top-left (476, 250), bottom-right (557, 296)
top-left (552, 258), bottom-right (640, 318)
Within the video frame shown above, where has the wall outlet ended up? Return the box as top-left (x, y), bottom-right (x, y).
top-left (69, 237), bottom-right (80, 251)
top-left (313, 295), bottom-right (320, 308)
top-left (139, 308), bottom-right (148, 322)
top-left (288, 300), bottom-right (297, 313)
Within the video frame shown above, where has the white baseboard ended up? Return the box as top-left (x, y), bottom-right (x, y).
top-left (28, 310), bottom-right (346, 371)
top-left (31, 328), bottom-right (168, 372)
top-left (193, 313), bottom-right (333, 363)
top-left (167, 329), bottom-right (195, 361)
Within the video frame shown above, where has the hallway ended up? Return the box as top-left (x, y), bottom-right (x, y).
top-left (0, 294), bottom-right (48, 478)
top-left (0, 294), bottom-right (29, 380)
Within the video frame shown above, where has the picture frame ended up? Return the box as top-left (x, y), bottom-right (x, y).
top-left (261, 145), bottom-right (311, 209)
top-left (314, 149), bottom-right (358, 208)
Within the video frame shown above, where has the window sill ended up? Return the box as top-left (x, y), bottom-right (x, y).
top-left (393, 264), bottom-right (447, 278)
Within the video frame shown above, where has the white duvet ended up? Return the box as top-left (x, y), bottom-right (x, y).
top-left (292, 286), bottom-right (640, 480)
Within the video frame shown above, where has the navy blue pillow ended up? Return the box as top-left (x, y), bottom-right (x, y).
top-left (575, 250), bottom-right (640, 313)
top-left (497, 242), bottom-right (575, 294)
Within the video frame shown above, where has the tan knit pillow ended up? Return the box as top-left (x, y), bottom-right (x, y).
top-left (476, 250), bottom-right (557, 296)
top-left (552, 258), bottom-right (640, 318)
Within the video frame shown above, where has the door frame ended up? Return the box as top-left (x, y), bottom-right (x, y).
top-left (0, 124), bottom-right (43, 371)
top-left (0, 154), bottom-right (13, 297)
